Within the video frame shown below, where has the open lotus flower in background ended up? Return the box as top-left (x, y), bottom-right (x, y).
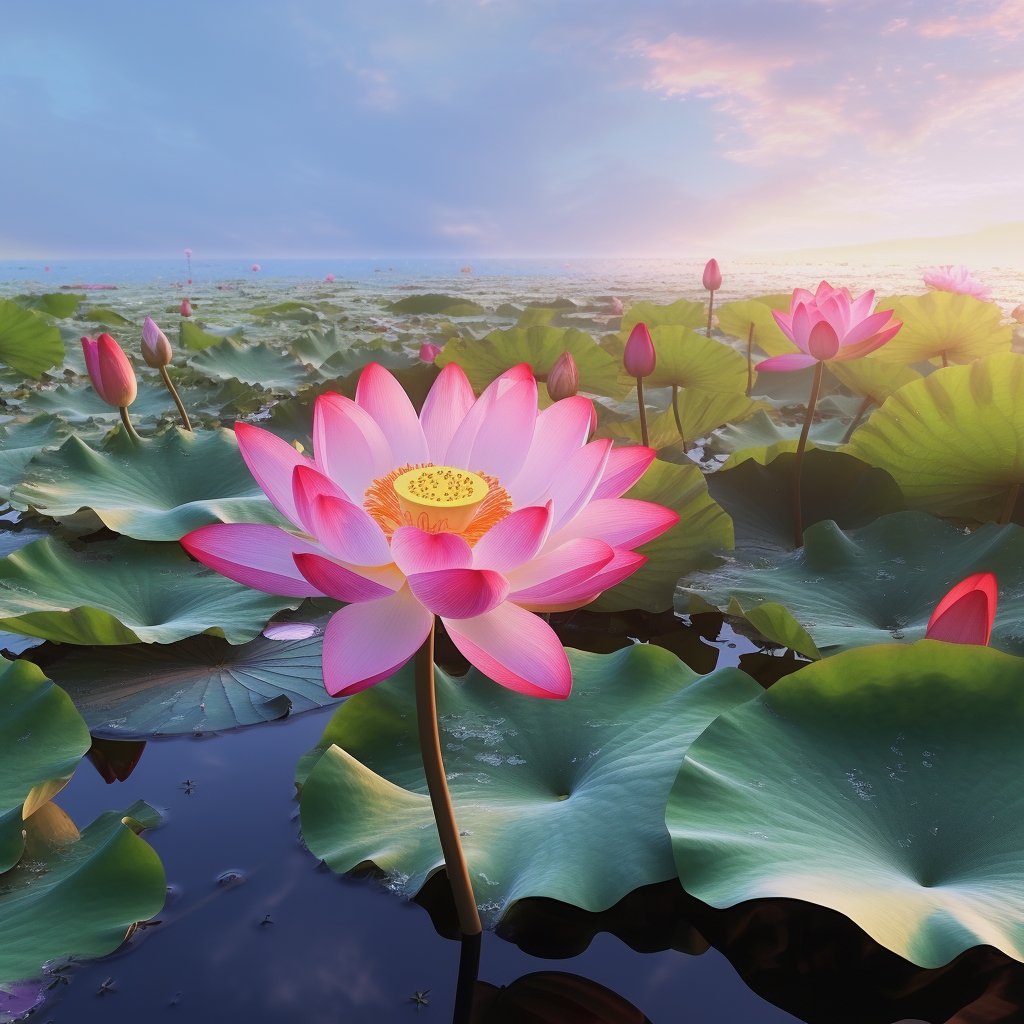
top-left (923, 264), bottom-right (992, 302)
top-left (182, 362), bottom-right (677, 699)
top-left (926, 572), bottom-right (997, 646)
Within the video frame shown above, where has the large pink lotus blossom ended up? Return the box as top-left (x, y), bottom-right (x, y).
top-left (922, 264), bottom-right (992, 302)
top-left (757, 282), bottom-right (902, 372)
top-left (182, 363), bottom-right (677, 699)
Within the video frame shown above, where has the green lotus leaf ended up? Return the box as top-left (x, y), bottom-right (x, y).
top-left (705, 449), bottom-right (905, 560)
top-left (641, 327), bottom-right (748, 393)
top-left (0, 799), bottom-right (165, 984)
top-left (828, 358), bottom-right (920, 404)
top-left (715, 297), bottom-right (792, 357)
top-left (0, 300), bottom-right (64, 378)
top-left (178, 319), bottom-right (239, 351)
top-left (249, 301), bottom-right (322, 324)
top-left (0, 416), bottom-right (66, 502)
top-left (187, 339), bottom-right (310, 390)
top-left (12, 293), bottom-right (85, 319)
top-left (875, 291), bottom-right (1012, 365)
top-left (11, 427), bottom-right (287, 540)
top-left (726, 597), bottom-right (821, 660)
top-left (516, 307), bottom-right (559, 328)
top-left (437, 326), bottom-right (626, 398)
top-left (80, 306), bottom-right (132, 326)
top-left (680, 511), bottom-right (1024, 655)
top-left (317, 341), bottom-right (414, 381)
top-left (0, 657), bottom-right (91, 872)
top-left (845, 353), bottom-right (1024, 521)
top-left (710, 410), bottom-right (847, 463)
top-left (386, 294), bottom-right (485, 316)
top-left (298, 644), bottom-right (761, 922)
top-left (21, 382), bottom-right (179, 427)
top-left (600, 390), bottom-right (761, 450)
top-left (0, 537), bottom-right (298, 645)
top-left (589, 457), bottom-right (733, 613)
top-left (289, 326), bottom-right (347, 369)
top-left (621, 298), bottom-right (705, 332)
top-left (50, 618), bottom-right (335, 736)
top-left (668, 641), bottom-right (1024, 967)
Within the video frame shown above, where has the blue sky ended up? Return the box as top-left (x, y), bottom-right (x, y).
top-left (2, 0), bottom-right (1021, 257)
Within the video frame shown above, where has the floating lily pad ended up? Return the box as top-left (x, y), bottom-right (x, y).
top-left (875, 291), bottom-right (1012, 365)
top-left (249, 301), bottom-right (322, 324)
top-left (0, 417), bottom-right (66, 502)
top-left (680, 511), bottom-right (1024, 655)
top-left (289, 326), bottom-right (346, 368)
top-left (641, 328), bottom-right (748, 394)
top-left (0, 537), bottom-right (298, 645)
top-left (0, 800), bottom-right (165, 984)
top-left (11, 428), bottom-right (287, 540)
top-left (178, 319), bottom-right (240, 351)
top-left (21, 381), bottom-right (177, 427)
top-left (0, 301), bottom-right (63, 379)
top-left (846, 353), bottom-right (1024, 522)
top-left (709, 410), bottom-right (847, 462)
top-left (80, 306), bottom-right (131, 327)
top-left (0, 657), bottom-right (91, 872)
top-left (668, 642), bottom-right (1024, 967)
top-left (298, 644), bottom-right (761, 923)
top-left (621, 299), bottom-right (705, 332)
top-left (437, 326), bottom-right (626, 398)
top-left (385, 294), bottom-right (485, 316)
top-left (590, 458), bottom-right (734, 613)
top-left (706, 449), bottom-right (904, 560)
top-left (828, 358), bottom-right (921, 404)
top-left (187, 340), bottom-right (310, 391)
top-left (52, 618), bottom-right (335, 736)
top-left (601, 391), bottom-right (761, 450)
top-left (716, 298), bottom-right (792, 357)
top-left (12, 293), bottom-right (84, 319)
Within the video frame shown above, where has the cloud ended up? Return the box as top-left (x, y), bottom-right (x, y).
top-left (917, 0), bottom-right (1024, 41)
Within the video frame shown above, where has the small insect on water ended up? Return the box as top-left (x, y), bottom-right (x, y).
top-left (410, 989), bottom-right (430, 1010)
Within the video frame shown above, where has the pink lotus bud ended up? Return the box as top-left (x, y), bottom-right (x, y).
top-left (926, 572), bottom-right (998, 646)
top-left (418, 342), bottom-right (442, 363)
top-left (180, 298), bottom-right (193, 317)
top-left (81, 333), bottom-right (137, 408)
top-left (141, 316), bottom-right (173, 368)
top-left (609, 297), bottom-right (624, 315)
top-left (702, 258), bottom-right (722, 292)
top-left (251, 263), bottom-right (261, 273)
top-left (624, 322), bottom-right (656, 378)
top-left (183, 248), bottom-right (192, 257)
top-left (1012, 304), bottom-right (1024, 324)
top-left (546, 351), bottom-right (580, 401)
top-left (325, 272), bottom-right (335, 283)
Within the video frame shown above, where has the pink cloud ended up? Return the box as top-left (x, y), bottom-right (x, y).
top-left (918, 0), bottom-right (1024, 41)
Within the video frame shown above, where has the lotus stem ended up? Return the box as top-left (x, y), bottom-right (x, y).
top-left (745, 323), bottom-right (755, 396)
top-left (999, 482), bottom-right (1021, 525)
top-left (792, 361), bottom-right (824, 548)
top-left (942, 351), bottom-right (949, 368)
top-left (671, 385), bottom-right (687, 451)
top-left (119, 406), bottom-right (141, 443)
top-left (636, 377), bottom-right (650, 448)
top-left (840, 395), bottom-right (875, 445)
top-left (453, 932), bottom-right (482, 1024)
top-left (706, 290), bottom-right (715, 337)
top-left (415, 621), bottom-right (482, 939)
top-left (159, 365), bottom-right (193, 431)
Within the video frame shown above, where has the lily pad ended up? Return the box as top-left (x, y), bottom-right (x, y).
top-left (0, 800), bottom-right (165, 984)
top-left (0, 537), bottom-right (298, 645)
top-left (845, 353), bottom-right (1024, 521)
top-left (716, 298), bottom-right (792, 357)
top-left (187, 339), bottom-right (310, 391)
top-left (706, 449), bottom-right (904, 560)
top-left (21, 382), bottom-right (178, 427)
top-left (0, 417), bottom-right (66, 502)
top-left (709, 410), bottom-right (847, 462)
top-left (179, 319), bottom-right (240, 351)
top-left (52, 618), bottom-right (335, 736)
top-left (0, 657), bottom-right (91, 872)
top-left (12, 293), bottom-right (84, 319)
top-left (11, 428), bottom-right (288, 540)
top-left (0, 300), bottom-right (64, 379)
top-left (668, 641), bottom-right (1024, 967)
top-left (601, 391), bottom-right (761, 450)
top-left (828, 358), bottom-right (921, 404)
top-left (875, 291), bottom-right (1012, 365)
top-left (386, 294), bottom-right (485, 316)
top-left (437, 326), bottom-right (627, 398)
top-left (590, 458), bottom-right (734, 613)
top-left (80, 306), bottom-right (131, 327)
top-left (621, 299), bottom-right (705, 332)
top-left (298, 644), bottom-right (761, 923)
top-left (642, 328), bottom-right (749, 394)
top-left (680, 511), bottom-right (1024, 654)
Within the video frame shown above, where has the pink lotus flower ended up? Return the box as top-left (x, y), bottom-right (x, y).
top-left (418, 342), bottom-right (442, 363)
top-left (922, 265), bottom-right (992, 302)
top-left (757, 282), bottom-right (902, 372)
top-left (609, 297), bottom-right (624, 315)
top-left (623, 322), bottom-right (656, 378)
top-left (251, 263), bottom-right (261, 273)
top-left (926, 572), bottom-right (997, 646)
top-left (325, 272), bottom-right (336, 283)
top-left (81, 333), bottom-right (137, 408)
top-left (702, 258), bottom-right (722, 292)
top-left (141, 316), bottom-right (173, 368)
top-left (180, 298), bottom-right (193, 317)
top-left (546, 352), bottom-right (579, 401)
top-left (182, 364), bottom-right (676, 698)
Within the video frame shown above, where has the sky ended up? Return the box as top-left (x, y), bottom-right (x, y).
top-left (1, 0), bottom-right (1022, 258)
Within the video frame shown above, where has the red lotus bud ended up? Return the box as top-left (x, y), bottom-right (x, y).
top-left (418, 342), bottom-right (442, 363)
top-left (180, 298), bottom-right (193, 317)
top-left (546, 352), bottom-right (580, 401)
top-left (702, 258), bottom-right (722, 292)
top-left (81, 333), bottom-right (137, 408)
top-left (624, 322), bottom-right (656, 378)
